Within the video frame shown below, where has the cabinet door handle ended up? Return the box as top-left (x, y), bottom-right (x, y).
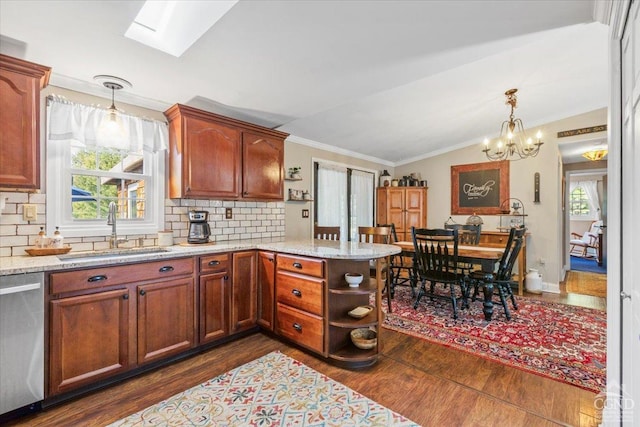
top-left (159, 266), bottom-right (174, 273)
top-left (208, 260), bottom-right (220, 266)
top-left (292, 323), bottom-right (302, 332)
top-left (224, 275), bottom-right (229, 281)
top-left (139, 289), bottom-right (146, 296)
top-left (291, 289), bottom-right (302, 297)
top-left (268, 257), bottom-right (274, 263)
top-left (123, 294), bottom-right (129, 300)
top-left (292, 262), bottom-right (302, 269)
top-left (243, 191), bottom-right (248, 195)
top-left (88, 275), bottom-right (107, 283)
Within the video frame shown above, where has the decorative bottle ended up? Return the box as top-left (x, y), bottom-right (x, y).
top-left (35, 227), bottom-right (47, 248)
top-left (51, 226), bottom-right (64, 248)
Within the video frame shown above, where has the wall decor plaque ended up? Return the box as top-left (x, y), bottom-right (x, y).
top-left (451, 160), bottom-right (509, 215)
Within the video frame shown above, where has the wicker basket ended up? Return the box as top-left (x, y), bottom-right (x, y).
top-left (350, 328), bottom-right (377, 350)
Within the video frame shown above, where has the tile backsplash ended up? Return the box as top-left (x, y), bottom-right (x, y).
top-left (0, 191), bottom-right (285, 257)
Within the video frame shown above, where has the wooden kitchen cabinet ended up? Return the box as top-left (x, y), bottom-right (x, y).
top-left (231, 251), bottom-right (258, 333)
top-left (274, 253), bottom-right (381, 368)
top-left (164, 104), bottom-right (288, 201)
top-left (47, 257), bottom-right (195, 397)
top-left (48, 288), bottom-right (130, 396)
top-left (275, 254), bottom-right (325, 354)
top-left (0, 54), bottom-right (50, 190)
top-left (376, 187), bottom-right (427, 241)
top-left (198, 254), bottom-right (230, 344)
top-left (137, 277), bottom-right (195, 365)
top-left (257, 251), bottom-right (276, 331)
top-left (242, 132), bottom-right (284, 200)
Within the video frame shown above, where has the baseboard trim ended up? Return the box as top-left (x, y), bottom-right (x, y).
top-left (542, 281), bottom-right (560, 294)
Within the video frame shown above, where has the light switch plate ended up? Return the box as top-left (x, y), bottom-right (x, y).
top-left (23, 204), bottom-right (37, 221)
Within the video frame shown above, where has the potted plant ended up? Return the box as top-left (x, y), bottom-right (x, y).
top-left (288, 166), bottom-right (302, 179)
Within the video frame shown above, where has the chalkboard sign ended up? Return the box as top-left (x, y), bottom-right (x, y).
top-left (451, 161), bottom-right (509, 215)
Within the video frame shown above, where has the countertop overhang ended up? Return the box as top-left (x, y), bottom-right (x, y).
top-left (0, 238), bottom-right (401, 275)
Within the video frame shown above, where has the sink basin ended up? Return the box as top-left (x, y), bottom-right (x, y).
top-left (58, 247), bottom-right (169, 262)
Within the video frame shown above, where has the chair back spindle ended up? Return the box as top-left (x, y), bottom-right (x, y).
top-left (314, 226), bottom-right (341, 241)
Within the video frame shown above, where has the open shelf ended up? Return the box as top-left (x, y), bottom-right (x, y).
top-left (328, 342), bottom-right (378, 368)
top-left (329, 281), bottom-right (377, 295)
top-left (329, 310), bottom-right (378, 328)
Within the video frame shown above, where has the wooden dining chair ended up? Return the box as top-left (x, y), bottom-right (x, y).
top-left (378, 223), bottom-right (416, 298)
top-left (357, 226), bottom-right (393, 313)
top-left (469, 226), bottom-right (525, 320)
top-left (412, 227), bottom-right (467, 319)
top-left (444, 223), bottom-right (481, 245)
top-left (444, 223), bottom-right (481, 278)
top-left (314, 226), bottom-right (341, 241)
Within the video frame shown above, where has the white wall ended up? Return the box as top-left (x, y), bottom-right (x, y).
top-left (283, 138), bottom-right (392, 240)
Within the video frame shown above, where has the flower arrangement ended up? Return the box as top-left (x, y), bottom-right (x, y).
top-left (288, 166), bottom-right (302, 178)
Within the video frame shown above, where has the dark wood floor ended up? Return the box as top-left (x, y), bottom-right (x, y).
top-left (7, 288), bottom-right (604, 427)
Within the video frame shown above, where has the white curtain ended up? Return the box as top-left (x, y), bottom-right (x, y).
top-left (581, 181), bottom-right (601, 220)
top-left (350, 170), bottom-right (374, 239)
top-left (47, 96), bottom-right (168, 152)
top-left (316, 163), bottom-right (348, 240)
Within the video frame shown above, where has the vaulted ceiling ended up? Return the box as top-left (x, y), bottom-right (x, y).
top-left (0, 0), bottom-right (608, 165)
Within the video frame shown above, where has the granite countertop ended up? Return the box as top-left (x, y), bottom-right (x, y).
top-left (0, 238), bottom-right (401, 275)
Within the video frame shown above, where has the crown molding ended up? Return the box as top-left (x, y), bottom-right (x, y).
top-left (285, 135), bottom-right (395, 167)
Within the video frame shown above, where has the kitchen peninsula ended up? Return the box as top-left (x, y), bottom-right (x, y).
top-left (0, 238), bottom-right (400, 406)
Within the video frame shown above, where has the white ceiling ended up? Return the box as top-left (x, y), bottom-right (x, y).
top-left (0, 0), bottom-right (608, 166)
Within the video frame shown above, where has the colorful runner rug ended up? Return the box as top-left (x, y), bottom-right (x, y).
top-left (109, 351), bottom-right (418, 426)
top-left (384, 287), bottom-right (606, 393)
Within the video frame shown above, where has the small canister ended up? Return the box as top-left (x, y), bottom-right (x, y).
top-left (158, 231), bottom-right (174, 247)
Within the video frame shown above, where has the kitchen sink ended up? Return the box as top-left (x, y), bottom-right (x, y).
top-left (58, 247), bottom-right (170, 262)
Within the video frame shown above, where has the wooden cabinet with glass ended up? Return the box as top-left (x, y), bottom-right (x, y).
top-left (376, 187), bottom-right (428, 241)
top-left (0, 54), bottom-right (51, 190)
top-left (164, 104), bottom-right (288, 201)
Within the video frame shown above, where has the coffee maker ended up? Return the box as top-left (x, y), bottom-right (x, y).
top-left (188, 210), bottom-right (211, 244)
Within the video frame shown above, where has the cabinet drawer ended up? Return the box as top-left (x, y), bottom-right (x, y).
top-left (50, 257), bottom-right (194, 294)
top-left (200, 253), bottom-right (229, 274)
top-left (277, 254), bottom-right (324, 278)
top-left (276, 303), bottom-right (323, 353)
top-left (479, 234), bottom-right (508, 247)
top-left (276, 271), bottom-right (323, 316)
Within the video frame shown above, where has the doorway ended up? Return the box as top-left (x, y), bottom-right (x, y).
top-left (564, 168), bottom-right (607, 298)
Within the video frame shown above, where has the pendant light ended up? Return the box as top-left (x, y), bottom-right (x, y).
top-left (93, 75), bottom-right (131, 141)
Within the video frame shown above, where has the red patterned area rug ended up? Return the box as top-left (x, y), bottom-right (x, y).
top-left (384, 287), bottom-right (606, 393)
top-left (108, 351), bottom-right (418, 426)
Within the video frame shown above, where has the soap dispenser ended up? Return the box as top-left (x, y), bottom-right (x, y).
top-left (51, 226), bottom-right (64, 248)
top-left (35, 227), bottom-right (47, 248)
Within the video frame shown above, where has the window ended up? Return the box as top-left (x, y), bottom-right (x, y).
top-left (569, 180), bottom-right (601, 221)
top-left (313, 160), bottom-right (375, 240)
top-left (569, 186), bottom-right (591, 217)
top-left (46, 98), bottom-right (167, 238)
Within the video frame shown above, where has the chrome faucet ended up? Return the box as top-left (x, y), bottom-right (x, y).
top-left (107, 201), bottom-right (126, 248)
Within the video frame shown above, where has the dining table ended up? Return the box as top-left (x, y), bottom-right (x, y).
top-left (394, 241), bottom-right (504, 321)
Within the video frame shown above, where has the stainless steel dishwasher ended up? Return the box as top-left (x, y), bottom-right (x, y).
top-left (0, 272), bottom-right (44, 416)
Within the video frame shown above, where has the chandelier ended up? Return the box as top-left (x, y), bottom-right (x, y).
top-left (482, 88), bottom-right (543, 161)
top-left (582, 149), bottom-right (608, 161)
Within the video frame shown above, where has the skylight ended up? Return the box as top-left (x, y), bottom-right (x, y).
top-left (125, 0), bottom-right (238, 57)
